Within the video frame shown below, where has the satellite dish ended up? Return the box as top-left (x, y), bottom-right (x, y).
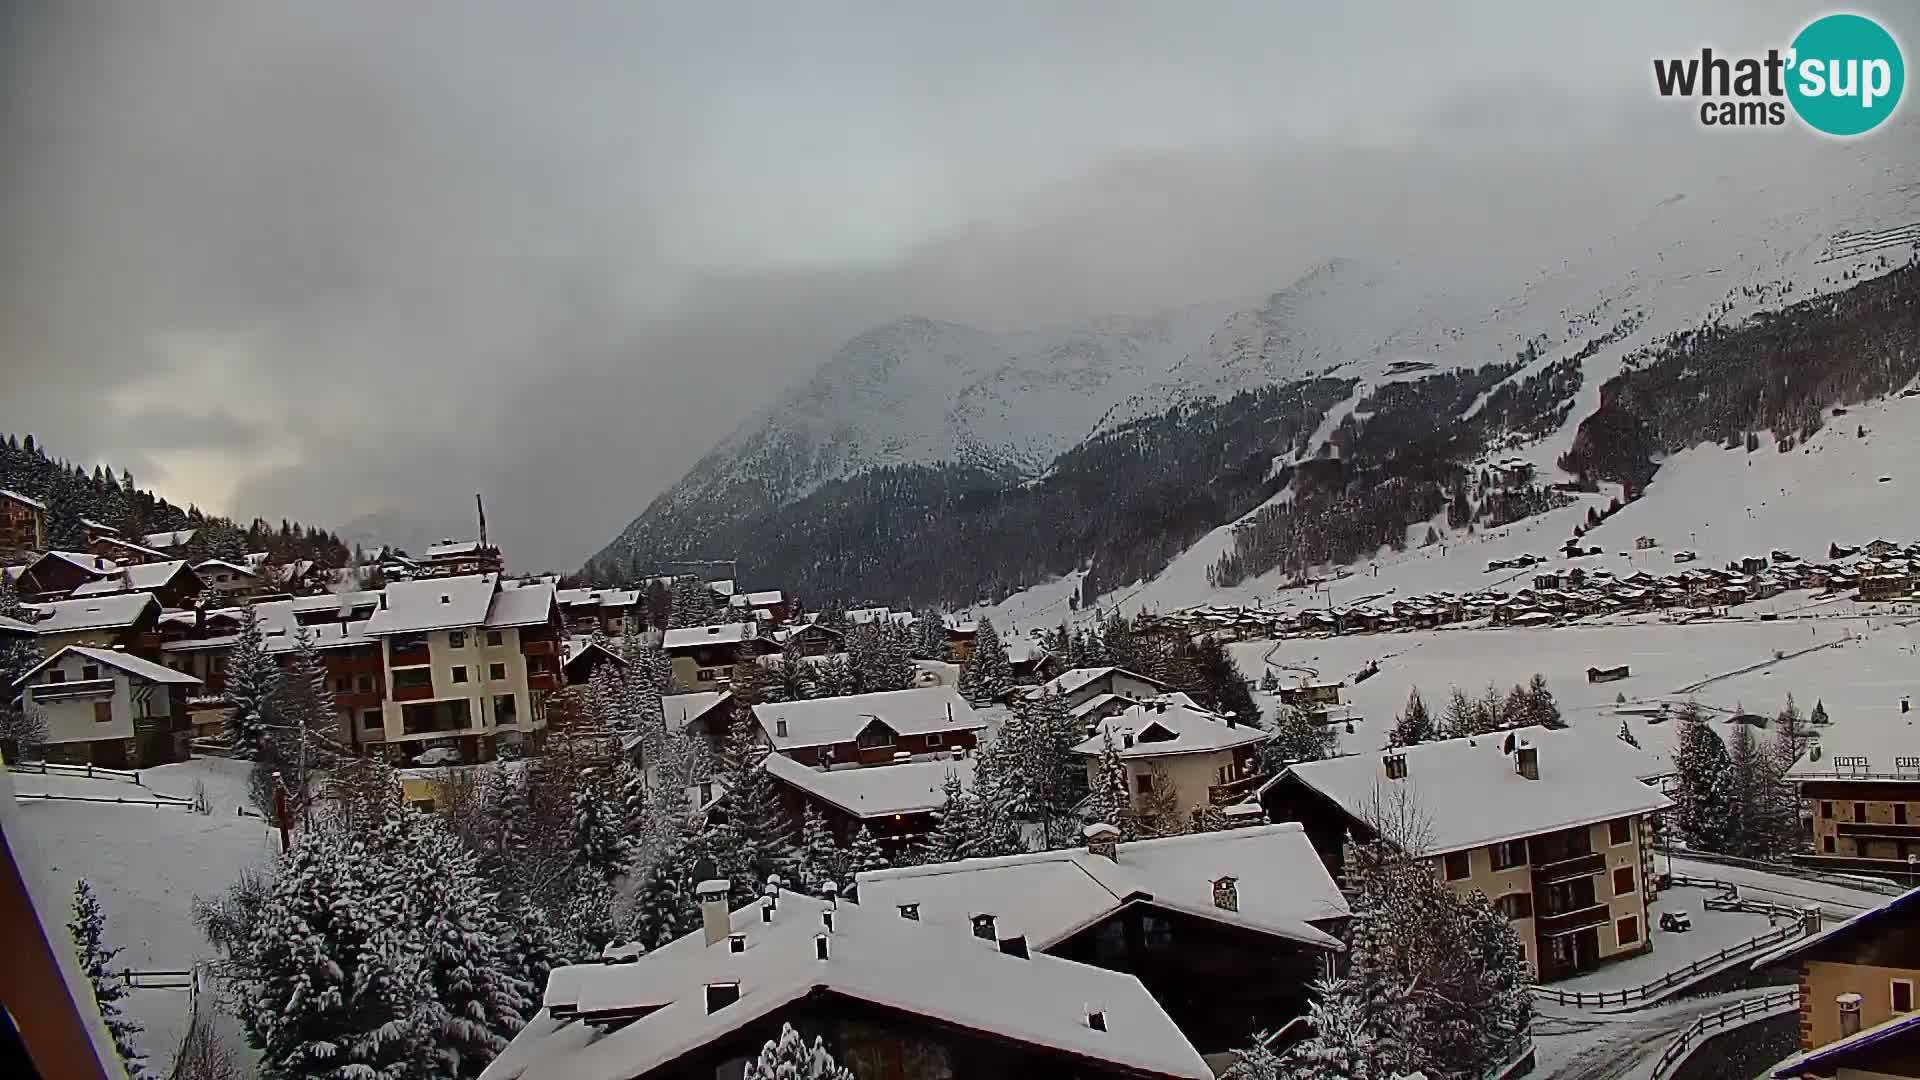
top-left (1501, 733), bottom-right (1516, 755)
top-left (691, 856), bottom-right (718, 883)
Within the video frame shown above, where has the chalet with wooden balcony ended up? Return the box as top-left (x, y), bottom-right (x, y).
top-left (1790, 728), bottom-right (1920, 880)
top-left (85, 534), bottom-right (171, 567)
top-left (66, 560), bottom-right (205, 610)
top-left (751, 686), bottom-right (985, 767)
top-left (9, 646), bottom-right (198, 768)
top-left (728, 588), bottom-right (791, 625)
top-left (1071, 695), bottom-right (1270, 834)
top-left (756, 751), bottom-right (976, 849)
top-left (555, 586), bottom-right (648, 639)
top-left (192, 558), bottom-right (267, 601)
top-left (418, 538), bottom-right (504, 579)
top-left (362, 574), bottom-right (562, 765)
top-left (25, 592), bottom-right (164, 660)
top-left (493, 887), bottom-right (1215, 1080)
top-left (661, 622), bottom-right (779, 692)
top-left (1755, 884), bottom-right (1920, 1072)
top-left (1035, 666), bottom-right (1172, 713)
top-left (14, 551), bottom-right (124, 602)
top-left (0, 488), bottom-right (47, 562)
top-left (856, 823), bottom-right (1350, 1055)
top-left (1263, 726), bottom-right (1670, 981)
top-left (775, 621), bottom-right (843, 658)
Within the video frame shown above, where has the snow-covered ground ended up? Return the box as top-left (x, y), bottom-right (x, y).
top-left (8, 757), bottom-right (277, 1074)
top-left (1551, 887), bottom-right (1774, 996)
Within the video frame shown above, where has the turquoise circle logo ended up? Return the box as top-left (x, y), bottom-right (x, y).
top-left (1787, 14), bottom-right (1904, 136)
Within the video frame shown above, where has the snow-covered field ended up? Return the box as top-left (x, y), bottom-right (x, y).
top-left (8, 757), bottom-right (277, 1073)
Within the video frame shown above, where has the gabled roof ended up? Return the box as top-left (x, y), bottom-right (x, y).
top-left (363, 574), bottom-right (499, 636)
top-left (142, 528), bottom-right (197, 549)
top-left (751, 687), bottom-right (983, 752)
top-left (482, 892), bottom-right (1211, 1080)
top-left (729, 589), bottom-right (785, 607)
top-left (13, 645), bottom-right (200, 689)
top-left (660, 622), bottom-right (765, 651)
top-left (26, 592), bottom-right (159, 633)
top-left (91, 536), bottom-right (171, 561)
top-left (1042, 666), bottom-right (1168, 699)
top-left (485, 582), bottom-right (557, 629)
top-left (563, 637), bottom-right (627, 671)
top-left (761, 753), bottom-right (975, 818)
top-left (31, 550), bottom-right (120, 579)
top-left (1786, 723), bottom-right (1920, 782)
top-left (68, 560), bottom-right (197, 598)
top-left (1278, 726), bottom-right (1672, 856)
top-left (1069, 697), bottom-right (1269, 760)
top-left (192, 558), bottom-right (259, 577)
top-left (662, 690), bottom-right (732, 734)
top-left (858, 823), bottom-right (1348, 953)
top-left (1769, 1008), bottom-right (1920, 1077)
top-left (0, 488), bottom-right (47, 511)
top-left (1751, 884), bottom-right (1920, 971)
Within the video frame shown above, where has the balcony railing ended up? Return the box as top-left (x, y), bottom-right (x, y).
top-left (1533, 851), bottom-right (1607, 884)
top-left (27, 679), bottom-right (117, 702)
top-left (521, 638), bottom-right (561, 657)
top-left (1535, 903), bottom-right (1609, 938)
top-left (390, 645), bottom-right (430, 667)
top-left (393, 683), bottom-right (436, 703)
top-left (527, 672), bottom-right (563, 692)
top-left (1834, 820), bottom-right (1920, 839)
top-left (1208, 774), bottom-right (1262, 806)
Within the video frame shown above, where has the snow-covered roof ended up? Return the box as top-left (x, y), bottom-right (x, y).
top-left (91, 536), bottom-right (171, 562)
top-left (1279, 726), bottom-right (1672, 856)
top-left (1785, 723), bottom-right (1920, 782)
top-left (0, 614), bottom-right (34, 634)
top-left (1069, 697), bottom-right (1269, 760)
top-left (761, 753), bottom-right (975, 818)
top-left (751, 686), bottom-right (983, 751)
top-left (484, 582), bottom-right (556, 629)
top-left (728, 589), bottom-right (784, 608)
top-left (706, 578), bottom-right (736, 597)
top-left (363, 574), bottom-right (499, 636)
top-left (425, 539), bottom-right (483, 559)
top-left (142, 528), bottom-right (197, 549)
top-left (844, 605), bottom-right (896, 625)
top-left (26, 592), bottom-right (158, 633)
top-left (68, 559), bottom-right (195, 598)
top-left (662, 690), bottom-right (732, 734)
top-left (0, 488), bottom-right (46, 511)
top-left (660, 622), bottom-right (763, 651)
top-left (481, 892), bottom-right (1211, 1080)
top-left (1751, 883), bottom-right (1920, 972)
top-left (1768, 1009), bottom-right (1920, 1078)
top-left (13, 645), bottom-right (200, 689)
top-left (192, 558), bottom-right (259, 577)
top-left (288, 590), bottom-right (382, 614)
top-left (34, 550), bottom-right (119, 578)
top-left (858, 823), bottom-right (1348, 952)
top-left (1041, 666), bottom-right (1167, 698)
top-left (562, 636), bottom-right (626, 669)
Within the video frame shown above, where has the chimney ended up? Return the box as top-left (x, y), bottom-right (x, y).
top-left (998, 933), bottom-right (1029, 959)
top-left (970, 913), bottom-right (996, 941)
top-left (821, 909), bottom-right (835, 933)
top-left (814, 933), bottom-right (831, 961)
top-left (898, 903), bottom-right (920, 921)
top-left (760, 899), bottom-right (774, 923)
top-left (1086, 1004), bottom-right (1108, 1032)
top-left (697, 879), bottom-right (731, 947)
top-left (1837, 993), bottom-right (1863, 1037)
top-left (775, 718), bottom-right (788, 738)
top-left (1085, 822), bottom-right (1121, 862)
top-left (1383, 752), bottom-right (1408, 781)
top-left (822, 880), bottom-right (839, 907)
top-left (1212, 875), bottom-right (1239, 913)
top-left (380, 593), bottom-right (389, 610)
top-left (1515, 744), bottom-right (1540, 781)
top-left (728, 933), bottom-right (747, 954)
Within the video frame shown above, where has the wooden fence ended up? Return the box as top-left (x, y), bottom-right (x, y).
top-left (13, 792), bottom-right (196, 810)
top-left (1529, 920), bottom-right (1803, 1010)
top-left (6, 759), bottom-right (145, 783)
top-left (1648, 988), bottom-right (1800, 1080)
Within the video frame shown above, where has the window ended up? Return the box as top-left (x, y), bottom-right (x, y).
top-left (82, 664), bottom-right (100, 681)
top-left (357, 674), bottom-right (373, 692)
top-left (925, 733), bottom-right (942, 748)
top-left (486, 631), bottom-right (503, 647)
top-left (1443, 851), bottom-right (1471, 881)
top-left (1821, 801), bottom-right (1834, 819)
top-left (448, 631), bottom-right (466, 649)
top-left (489, 663), bottom-right (507, 682)
top-left (1824, 835), bottom-right (1837, 853)
top-left (695, 667), bottom-right (718, 682)
top-left (1855, 803), bottom-right (1868, 821)
top-left (362, 710), bottom-right (382, 730)
top-left (48, 669), bottom-right (65, 683)
top-left (451, 666), bottom-right (468, 684)
top-left (856, 724), bottom-right (896, 749)
top-left (1490, 839), bottom-right (1528, 871)
top-left (1616, 915), bottom-right (1640, 947)
top-left (1495, 893), bottom-right (1533, 920)
top-left (1135, 773), bottom-right (1154, 794)
top-left (1613, 866), bottom-right (1636, 896)
top-left (93, 701), bottom-right (113, 723)
top-left (392, 668), bottom-right (432, 690)
top-left (1610, 818), bottom-right (1633, 846)
top-left (528, 657), bottom-right (553, 674)
top-left (1142, 913), bottom-right (1174, 952)
top-left (1895, 979), bottom-right (1914, 1014)
top-left (335, 677), bottom-right (351, 693)
top-left (494, 695), bottom-right (518, 726)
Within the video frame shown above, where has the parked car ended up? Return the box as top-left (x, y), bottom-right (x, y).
top-left (1660, 910), bottom-right (1693, 933)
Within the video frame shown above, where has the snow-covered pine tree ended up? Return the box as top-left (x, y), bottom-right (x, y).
top-left (1264, 977), bottom-right (1381, 1080)
top-left (910, 609), bottom-right (950, 661)
top-left (993, 690), bottom-right (1085, 847)
top-left (1265, 705), bottom-right (1334, 767)
top-left (1522, 672), bottom-right (1562, 728)
top-left (667, 576), bottom-right (719, 628)
top-left (68, 880), bottom-right (151, 1080)
top-left (627, 857), bottom-right (697, 950)
top-left (1617, 720), bottom-right (1641, 748)
top-left (957, 617), bottom-right (1012, 702)
top-left (1725, 720), bottom-right (1771, 858)
top-left (562, 869), bottom-right (620, 958)
top-left (743, 1023), bottom-right (855, 1080)
top-left (843, 824), bottom-right (891, 894)
top-left (585, 661), bottom-right (627, 736)
top-left (1672, 703), bottom-right (1736, 853)
top-left (222, 605), bottom-right (279, 758)
top-left (502, 896), bottom-right (577, 1000)
top-left (812, 652), bottom-right (856, 698)
top-left (1185, 636), bottom-right (1259, 726)
top-left (1390, 688), bottom-right (1435, 746)
top-left (922, 772), bottom-right (981, 863)
top-left (571, 764), bottom-right (633, 885)
top-left (966, 748), bottom-right (1028, 858)
top-left (1084, 727), bottom-right (1134, 839)
top-left (270, 624), bottom-right (341, 820)
top-left (720, 705), bottom-right (794, 878)
top-left (876, 622), bottom-right (915, 691)
top-left (0, 572), bottom-right (40, 690)
top-left (794, 805), bottom-right (848, 894)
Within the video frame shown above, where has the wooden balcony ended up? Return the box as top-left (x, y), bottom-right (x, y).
top-left (27, 679), bottom-right (116, 703)
top-left (1535, 903), bottom-right (1609, 937)
top-left (393, 682), bottom-right (436, 703)
top-left (520, 638), bottom-right (561, 658)
top-left (527, 672), bottom-right (563, 692)
top-left (389, 644), bottom-right (430, 667)
top-left (1533, 851), bottom-right (1606, 884)
top-left (1835, 820), bottom-right (1920, 840)
top-left (1208, 774), bottom-right (1263, 806)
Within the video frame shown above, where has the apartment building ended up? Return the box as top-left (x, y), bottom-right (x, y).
top-left (661, 621), bottom-right (779, 692)
top-left (25, 593), bottom-right (164, 660)
top-left (1071, 695), bottom-right (1270, 832)
top-left (9, 646), bottom-right (198, 768)
top-left (418, 538), bottom-right (504, 578)
top-left (1264, 727), bottom-right (1670, 981)
top-left (1789, 727), bottom-right (1920, 879)
top-left (751, 686), bottom-right (985, 767)
top-left (361, 575), bottom-right (563, 764)
top-left (0, 489), bottom-right (46, 562)
top-left (1758, 885), bottom-right (1920, 1077)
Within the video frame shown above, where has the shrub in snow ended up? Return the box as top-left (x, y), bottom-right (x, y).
top-left (743, 1023), bottom-right (855, 1080)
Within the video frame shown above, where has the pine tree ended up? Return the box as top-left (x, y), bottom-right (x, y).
top-left (743, 1023), bottom-right (855, 1080)
top-left (721, 705), bottom-right (794, 878)
top-left (1266, 706), bottom-right (1334, 766)
top-left (1617, 720), bottom-right (1641, 749)
top-left (794, 806), bottom-right (847, 894)
top-left (1390, 688), bottom-right (1436, 746)
top-left (957, 617), bottom-right (1012, 702)
top-left (667, 576), bottom-right (719, 628)
top-left (992, 691), bottom-right (1085, 847)
top-left (270, 624), bottom-right (341, 820)
top-left (1726, 720), bottom-right (1770, 858)
top-left (222, 605), bottom-right (279, 758)
top-left (910, 609), bottom-right (951, 661)
top-left (1522, 673), bottom-right (1563, 728)
top-left (68, 880), bottom-right (151, 1080)
top-left (502, 897), bottom-right (575, 1000)
top-left (1084, 727), bottom-right (1134, 839)
top-left (571, 765), bottom-right (633, 885)
top-left (1774, 694), bottom-right (1812, 768)
top-left (923, 772), bottom-right (983, 863)
top-left (1810, 699), bottom-right (1830, 726)
top-left (562, 870), bottom-right (619, 957)
top-left (1672, 703), bottom-right (1736, 853)
top-left (843, 824), bottom-right (891, 895)
top-left (1265, 977), bottom-right (1381, 1080)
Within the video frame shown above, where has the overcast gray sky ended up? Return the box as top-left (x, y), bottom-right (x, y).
top-left (0, 1), bottom-right (1908, 568)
